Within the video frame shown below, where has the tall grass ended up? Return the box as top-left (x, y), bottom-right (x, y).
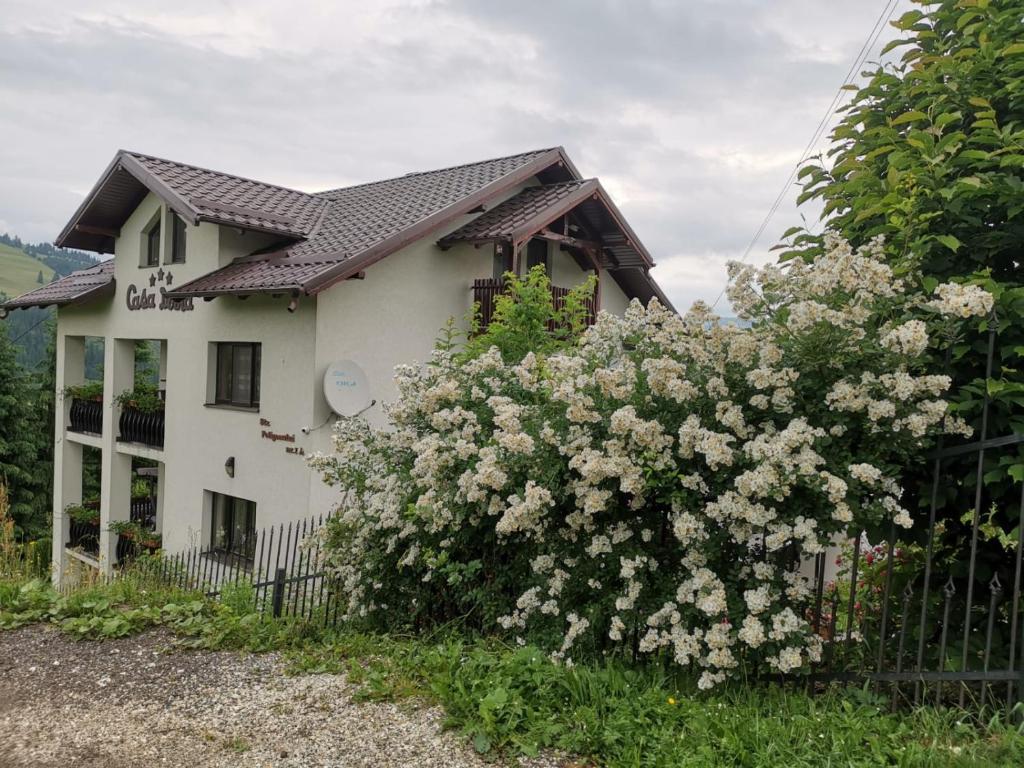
top-left (0, 482), bottom-right (50, 580)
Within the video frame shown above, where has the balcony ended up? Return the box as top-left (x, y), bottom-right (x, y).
top-left (66, 501), bottom-right (100, 558)
top-left (471, 278), bottom-right (598, 332)
top-left (118, 406), bottom-right (165, 449)
top-left (68, 397), bottom-right (104, 435)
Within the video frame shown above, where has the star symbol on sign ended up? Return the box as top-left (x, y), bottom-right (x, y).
top-left (157, 268), bottom-right (165, 282)
top-left (165, 271), bottom-right (174, 286)
top-left (149, 274), bottom-right (157, 287)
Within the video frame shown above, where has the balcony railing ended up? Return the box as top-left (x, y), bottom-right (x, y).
top-left (471, 278), bottom-right (598, 332)
top-left (68, 397), bottom-right (103, 435)
top-left (118, 406), bottom-right (165, 449)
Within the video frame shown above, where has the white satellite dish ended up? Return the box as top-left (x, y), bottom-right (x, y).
top-left (323, 360), bottom-right (372, 416)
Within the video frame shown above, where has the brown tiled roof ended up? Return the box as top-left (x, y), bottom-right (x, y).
top-left (440, 180), bottom-right (596, 243)
top-left (1, 260), bottom-right (114, 311)
top-left (34, 146), bottom-right (668, 308)
top-left (127, 153), bottom-right (327, 237)
top-left (168, 148), bottom-right (568, 297)
top-left (166, 259), bottom-right (337, 295)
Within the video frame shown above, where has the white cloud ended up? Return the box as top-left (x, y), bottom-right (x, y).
top-left (0, 0), bottom-right (900, 312)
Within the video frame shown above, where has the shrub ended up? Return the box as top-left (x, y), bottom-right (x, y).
top-left (313, 236), bottom-right (990, 687)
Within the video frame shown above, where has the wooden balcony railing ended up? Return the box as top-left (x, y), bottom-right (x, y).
top-left (472, 279), bottom-right (598, 332)
top-left (68, 398), bottom-right (103, 435)
top-left (118, 406), bottom-right (165, 449)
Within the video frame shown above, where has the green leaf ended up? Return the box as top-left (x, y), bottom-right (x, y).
top-left (1000, 43), bottom-right (1024, 56)
top-left (967, 96), bottom-right (991, 108)
top-left (935, 235), bottom-right (961, 252)
top-left (472, 731), bottom-right (491, 754)
top-left (891, 110), bottom-right (928, 126)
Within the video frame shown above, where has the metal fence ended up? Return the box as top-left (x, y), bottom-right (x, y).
top-left (149, 513), bottom-right (340, 623)
top-left (802, 322), bottom-right (1023, 714)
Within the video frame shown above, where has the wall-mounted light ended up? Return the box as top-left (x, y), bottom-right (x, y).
top-left (224, 456), bottom-right (235, 478)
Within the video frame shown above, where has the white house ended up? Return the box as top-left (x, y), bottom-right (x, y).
top-left (1, 147), bottom-right (670, 583)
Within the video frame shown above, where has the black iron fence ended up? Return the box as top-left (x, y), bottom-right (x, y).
top-left (801, 322), bottom-right (1023, 715)
top-left (118, 406), bottom-right (165, 448)
top-left (68, 397), bottom-right (103, 435)
top-left (151, 514), bottom-right (335, 623)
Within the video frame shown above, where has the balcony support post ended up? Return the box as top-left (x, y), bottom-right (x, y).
top-left (99, 338), bottom-right (134, 575)
top-left (52, 334), bottom-right (85, 586)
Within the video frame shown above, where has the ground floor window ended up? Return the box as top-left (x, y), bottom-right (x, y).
top-left (210, 492), bottom-right (256, 564)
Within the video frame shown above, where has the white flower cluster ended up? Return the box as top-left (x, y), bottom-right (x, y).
top-left (314, 234), bottom-right (990, 686)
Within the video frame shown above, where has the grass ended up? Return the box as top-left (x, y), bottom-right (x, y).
top-left (0, 242), bottom-right (53, 299)
top-left (1, 569), bottom-right (1022, 767)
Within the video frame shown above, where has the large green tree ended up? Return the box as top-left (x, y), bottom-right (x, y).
top-left (0, 323), bottom-right (46, 537)
top-left (787, 0), bottom-right (1024, 569)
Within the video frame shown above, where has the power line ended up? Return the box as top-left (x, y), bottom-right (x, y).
top-left (6, 310), bottom-right (52, 346)
top-left (711, 0), bottom-right (903, 309)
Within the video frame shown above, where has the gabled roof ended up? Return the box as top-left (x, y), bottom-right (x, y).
top-left (15, 146), bottom-right (669, 310)
top-left (437, 178), bottom-right (654, 271)
top-left (168, 148), bottom-right (575, 298)
top-left (57, 152), bottom-right (328, 253)
top-left (0, 260), bottom-right (114, 314)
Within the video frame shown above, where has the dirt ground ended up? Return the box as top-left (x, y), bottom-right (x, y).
top-left (0, 625), bottom-right (560, 768)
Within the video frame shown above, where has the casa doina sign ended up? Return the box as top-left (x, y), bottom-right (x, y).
top-left (125, 268), bottom-right (194, 312)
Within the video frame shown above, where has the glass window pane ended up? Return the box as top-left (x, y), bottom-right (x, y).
top-left (230, 498), bottom-right (248, 557)
top-left (171, 214), bottom-right (186, 263)
top-left (232, 344), bottom-right (253, 406)
top-left (216, 344), bottom-right (233, 402)
top-left (211, 494), bottom-right (228, 550)
top-left (147, 223), bottom-right (160, 266)
top-left (243, 501), bottom-right (257, 560)
top-left (252, 345), bottom-right (261, 406)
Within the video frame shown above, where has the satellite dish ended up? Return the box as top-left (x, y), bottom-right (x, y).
top-left (323, 360), bottom-right (372, 416)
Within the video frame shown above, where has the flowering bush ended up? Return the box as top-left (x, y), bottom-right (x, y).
top-left (312, 234), bottom-right (991, 688)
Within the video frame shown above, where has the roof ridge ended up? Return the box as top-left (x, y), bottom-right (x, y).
top-left (123, 150), bottom-right (319, 200)
top-left (313, 147), bottom-right (562, 197)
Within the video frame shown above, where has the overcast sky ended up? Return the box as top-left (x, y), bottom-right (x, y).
top-left (0, 0), bottom-right (901, 312)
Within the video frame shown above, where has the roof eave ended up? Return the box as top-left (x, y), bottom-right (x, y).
top-left (55, 150), bottom-right (204, 251)
top-left (0, 278), bottom-right (116, 314)
top-left (591, 182), bottom-right (655, 268)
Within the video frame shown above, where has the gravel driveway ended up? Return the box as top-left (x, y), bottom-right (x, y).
top-left (0, 625), bottom-right (564, 768)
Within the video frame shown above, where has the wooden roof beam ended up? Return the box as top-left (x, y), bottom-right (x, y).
top-left (536, 227), bottom-right (601, 252)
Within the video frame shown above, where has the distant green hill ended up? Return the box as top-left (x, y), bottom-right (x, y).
top-left (0, 242), bottom-right (54, 299)
top-left (0, 235), bottom-right (98, 371)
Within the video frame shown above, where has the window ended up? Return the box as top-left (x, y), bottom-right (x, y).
top-left (170, 212), bottom-right (186, 264)
top-left (144, 220), bottom-right (161, 267)
top-left (215, 342), bottom-right (261, 408)
top-left (526, 238), bottom-right (550, 276)
top-left (210, 492), bottom-right (256, 564)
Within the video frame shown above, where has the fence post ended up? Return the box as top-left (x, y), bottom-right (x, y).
top-left (271, 567), bottom-right (286, 618)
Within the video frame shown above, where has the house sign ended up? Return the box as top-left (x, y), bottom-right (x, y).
top-left (126, 268), bottom-right (194, 312)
